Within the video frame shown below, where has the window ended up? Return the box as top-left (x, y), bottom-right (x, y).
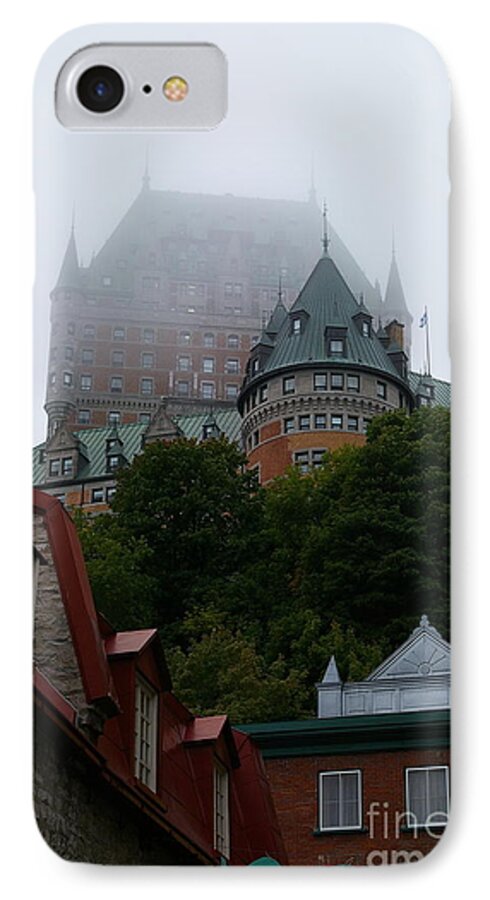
top-left (284, 417), bottom-right (294, 434)
top-left (139, 412), bottom-right (152, 425)
top-left (319, 770), bottom-right (362, 831)
top-left (292, 317), bottom-right (302, 335)
top-left (67, 322), bottom-right (75, 336)
top-left (108, 411), bottom-right (121, 426)
top-left (116, 259), bottom-right (127, 269)
top-left (65, 346), bottom-right (74, 361)
top-left (179, 331), bottom-right (191, 345)
top-left (142, 352), bottom-right (154, 369)
top-left (361, 320), bottom-right (370, 337)
top-left (227, 334), bottom-right (239, 349)
top-left (106, 487), bottom-right (117, 503)
top-left (314, 373), bottom-right (327, 391)
top-left (347, 375), bottom-right (360, 392)
top-left (81, 348), bottom-right (94, 364)
top-left (329, 339), bottom-right (344, 356)
top-left (331, 373), bottom-right (344, 390)
top-left (110, 376), bottom-right (123, 393)
top-left (61, 458), bottom-right (73, 476)
top-left (314, 414), bottom-right (326, 430)
top-left (251, 357), bottom-right (260, 376)
top-left (112, 350), bottom-right (124, 366)
top-left (259, 384), bottom-right (268, 403)
top-left (102, 275), bottom-right (112, 287)
top-left (362, 418), bottom-right (372, 434)
top-left (91, 488), bottom-right (104, 503)
top-left (80, 374), bottom-right (92, 391)
top-left (134, 676), bottom-right (158, 791)
top-left (203, 333), bottom-right (215, 348)
top-left (299, 415), bottom-right (310, 431)
top-left (253, 430), bottom-right (259, 447)
top-left (224, 282), bottom-right (233, 296)
top-left (177, 380), bottom-right (189, 396)
top-left (107, 454), bottom-right (119, 471)
top-left (226, 384), bottom-right (238, 400)
top-left (140, 378), bottom-right (154, 396)
top-left (201, 382), bottom-right (215, 400)
top-left (49, 459), bottom-right (61, 476)
top-left (203, 357), bottom-right (215, 374)
top-left (331, 415), bottom-right (343, 430)
top-left (214, 762), bottom-right (230, 859)
top-left (347, 416), bottom-right (359, 432)
top-left (142, 277), bottom-right (160, 290)
top-left (294, 451), bottom-right (309, 474)
top-left (226, 359), bottom-right (240, 374)
top-left (113, 327), bottom-right (125, 341)
top-left (84, 324), bottom-right (96, 339)
top-left (49, 372), bottom-right (56, 386)
top-left (283, 376), bottom-right (295, 395)
top-left (63, 371), bottom-right (73, 387)
top-left (178, 355), bottom-right (191, 371)
top-left (78, 410), bottom-right (90, 425)
top-left (377, 381), bottom-right (387, 399)
top-left (143, 328), bottom-right (155, 343)
top-left (405, 767), bottom-right (449, 828)
top-left (312, 449), bottom-right (327, 467)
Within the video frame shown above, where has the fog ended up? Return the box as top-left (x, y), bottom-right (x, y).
top-left (33, 23), bottom-right (450, 443)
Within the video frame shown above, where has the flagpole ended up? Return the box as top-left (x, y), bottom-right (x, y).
top-left (425, 305), bottom-right (432, 376)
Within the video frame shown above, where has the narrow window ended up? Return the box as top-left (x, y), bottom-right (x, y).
top-left (112, 350), bottom-right (124, 366)
top-left (78, 410), bottom-right (90, 425)
top-left (331, 373), bottom-right (344, 390)
top-left (294, 451), bottom-right (309, 474)
top-left (405, 766), bottom-right (449, 828)
top-left (284, 417), bottom-right (294, 434)
top-left (142, 352), bottom-right (154, 369)
top-left (214, 762), bottom-right (230, 859)
top-left (91, 488), bottom-right (104, 503)
top-left (203, 357), bottom-right (215, 374)
top-left (201, 382), bottom-right (215, 400)
top-left (110, 376), bottom-right (123, 393)
top-left (80, 374), bottom-right (92, 391)
top-left (377, 381), bottom-right (387, 399)
top-left (134, 676), bottom-right (158, 792)
top-left (314, 373), bottom-right (327, 391)
top-left (314, 414), bottom-right (326, 430)
top-left (63, 371), bottom-right (73, 387)
top-left (81, 348), bottom-right (94, 364)
top-left (283, 376), bottom-right (295, 395)
top-left (347, 374), bottom-right (360, 392)
top-left (319, 771), bottom-right (362, 831)
top-left (203, 333), bottom-right (215, 348)
top-left (140, 378), bottom-right (154, 396)
top-left (61, 458), bottom-right (73, 476)
top-left (259, 384), bottom-right (268, 403)
top-left (347, 416), bottom-right (359, 432)
top-left (108, 411), bottom-right (121, 426)
top-left (49, 459), bottom-right (61, 477)
top-left (299, 415), bottom-right (310, 431)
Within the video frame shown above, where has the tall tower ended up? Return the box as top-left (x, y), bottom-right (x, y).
top-left (44, 227), bottom-right (81, 438)
top-left (238, 242), bottom-right (413, 484)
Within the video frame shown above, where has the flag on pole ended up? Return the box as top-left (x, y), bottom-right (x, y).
top-left (419, 310), bottom-right (428, 328)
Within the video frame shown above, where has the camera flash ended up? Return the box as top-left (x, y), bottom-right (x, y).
top-left (162, 76), bottom-right (189, 102)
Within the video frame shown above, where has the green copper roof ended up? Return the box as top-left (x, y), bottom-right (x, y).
top-left (260, 255), bottom-right (403, 380)
top-left (55, 229), bottom-right (80, 290)
top-left (33, 408), bottom-right (242, 485)
top-left (408, 373), bottom-right (451, 408)
top-left (384, 251), bottom-right (411, 318)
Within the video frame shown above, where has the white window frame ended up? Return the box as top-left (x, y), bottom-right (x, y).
top-left (134, 675), bottom-right (158, 793)
top-left (214, 760), bottom-right (230, 859)
top-left (318, 769), bottom-right (362, 832)
top-left (405, 766), bottom-right (449, 828)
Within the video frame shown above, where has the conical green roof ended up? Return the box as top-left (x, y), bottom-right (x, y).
top-left (261, 255), bottom-right (403, 380)
top-left (55, 229), bottom-right (80, 290)
top-left (384, 252), bottom-right (411, 318)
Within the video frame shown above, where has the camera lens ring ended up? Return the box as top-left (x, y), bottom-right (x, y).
top-left (76, 65), bottom-right (125, 113)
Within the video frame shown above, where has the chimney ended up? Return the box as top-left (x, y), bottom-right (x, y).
top-left (385, 319), bottom-right (405, 350)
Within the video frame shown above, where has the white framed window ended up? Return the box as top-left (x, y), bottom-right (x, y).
top-left (202, 357), bottom-right (215, 374)
top-left (283, 375), bottom-right (295, 395)
top-left (331, 414), bottom-right (343, 430)
top-left (377, 381), bottom-right (387, 399)
top-left (140, 378), bottom-right (154, 396)
top-left (329, 339), bottom-right (344, 356)
top-left (81, 348), bottom-right (94, 364)
top-left (226, 358), bottom-right (240, 374)
top-left (319, 770), bottom-right (362, 831)
top-left (284, 417), bottom-right (294, 434)
top-left (225, 384), bottom-right (238, 400)
top-left (405, 766), bottom-right (449, 828)
top-left (80, 374), bottom-right (92, 391)
top-left (110, 376), bottom-right (123, 393)
top-left (141, 352), bottom-right (154, 369)
top-left (178, 355), bottom-right (191, 371)
top-left (227, 334), bottom-right (239, 349)
top-left (112, 350), bottom-right (124, 366)
top-left (78, 410), bottom-right (90, 425)
top-left (292, 317), bottom-right (301, 335)
top-left (201, 382), bottom-right (215, 400)
top-left (63, 371), bottom-right (73, 387)
top-left (108, 411), bottom-right (121, 426)
top-left (314, 373), bottom-right (327, 391)
top-left (203, 332), bottom-right (215, 348)
top-left (347, 374), bottom-right (360, 392)
top-left (113, 327), bottom-right (125, 341)
top-left (134, 675), bottom-right (158, 792)
top-left (214, 761), bottom-right (230, 859)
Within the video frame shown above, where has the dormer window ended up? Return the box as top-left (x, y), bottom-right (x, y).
top-left (289, 310), bottom-right (309, 336)
top-left (362, 320), bottom-right (370, 337)
top-left (325, 326), bottom-right (348, 359)
top-left (49, 459), bottom-right (61, 477)
top-left (61, 457), bottom-right (73, 476)
top-left (329, 339), bottom-right (344, 356)
top-left (292, 318), bottom-right (301, 335)
top-left (134, 675), bottom-right (158, 792)
top-left (214, 761), bottom-right (230, 859)
top-left (252, 357), bottom-right (260, 376)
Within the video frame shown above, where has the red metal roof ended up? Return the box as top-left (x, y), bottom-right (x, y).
top-left (104, 629), bottom-right (157, 656)
top-left (183, 715), bottom-right (228, 743)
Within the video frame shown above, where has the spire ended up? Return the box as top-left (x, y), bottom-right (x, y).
top-left (322, 656), bottom-right (341, 684)
top-left (322, 200), bottom-right (330, 257)
top-left (55, 225), bottom-right (80, 290)
top-left (384, 249), bottom-right (409, 316)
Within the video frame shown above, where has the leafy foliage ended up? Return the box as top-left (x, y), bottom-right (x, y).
top-left (76, 409), bottom-right (450, 722)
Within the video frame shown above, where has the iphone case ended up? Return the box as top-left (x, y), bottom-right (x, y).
top-left (33, 24), bottom-right (451, 866)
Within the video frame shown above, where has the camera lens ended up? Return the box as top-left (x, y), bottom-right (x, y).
top-left (76, 66), bottom-right (124, 113)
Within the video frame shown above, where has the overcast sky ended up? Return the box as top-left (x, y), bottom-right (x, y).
top-left (33, 23), bottom-right (450, 443)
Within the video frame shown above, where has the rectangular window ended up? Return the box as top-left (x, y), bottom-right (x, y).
top-left (102, 275), bottom-right (112, 286)
top-left (143, 328), bottom-right (155, 343)
top-left (347, 374), bottom-right (360, 392)
top-left (362, 320), bottom-right (370, 337)
top-left (312, 449), bottom-right (327, 467)
top-left (228, 334), bottom-right (239, 349)
top-left (201, 382), bottom-right (215, 400)
top-left (214, 762), bottom-right (230, 859)
top-left (405, 767), bottom-right (449, 828)
top-left (61, 458), bottom-right (73, 476)
top-left (377, 381), bottom-right (387, 399)
top-left (81, 348), bottom-right (94, 364)
top-left (134, 676), bottom-right (158, 792)
top-left (253, 429), bottom-right (259, 447)
top-left (319, 770), bottom-right (362, 831)
top-left (283, 376), bottom-right (295, 395)
top-left (78, 410), bottom-right (90, 425)
top-left (226, 384), bottom-right (239, 400)
top-left (108, 411), bottom-right (121, 426)
top-left (113, 328), bottom-right (125, 341)
top-left (177, 380), bottom-right (189, 396)
top-left (284, 417), bottom-right (294, 434)
top-left (142, 352), bottom-right (154, 369)
top-left (112, 350), bottom-right (124, 366)
top-left (259, 384), bottom-right (268, 403)
top-left (331, 415), bottom-right (343, 430)
top-left (106, 487), bottom-right (117, 503)
top-left (178, 355), bottom-right (191, 371)
top-left (65, 346), bottom-right (74, 361)
top-left (91, 488), bottom-right (104, 503)
top-left (203, 333), bottom-right (215, 348)
top-left (314, 414), bottom-right (326, 430)
top-left (292, 317), bottom-right (301, 334)
top-left (49, 459), bottom-right (61, 476)
top-left (294, 451), bottom-right (309, 474)
top-left (299, 415), bottom-right (311, 431)
top-left (140, 378), bottom-right (154, 396)
top-left (110, 376), bottom-right (123, 393)
top-left (139, 413), bottom-right (152, 425)
top-left (203, 357), bottom-right (215, 374)
top-left (331, 373), bottom-right (344, 390)
top-left (84, 325), bottom-right (96, 339)
top-left (329, 339), bottom-right (344, 356)
top-left (347, 416), bottom-right (359, 432)
top-left (226, 359), bottom-right (240, 374)
top-left (107, 454), bottom-right (119, 471)
top-left (63, 371), bottom-right (73, 387)
top-left (362, 418), bottom-right (372, 434)
top-left (314, 373), bottom-right (327, 391)
top-left (80, 374), bottom-right (92, 391)
top-left (179, 331), bottom-right (191, 345)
